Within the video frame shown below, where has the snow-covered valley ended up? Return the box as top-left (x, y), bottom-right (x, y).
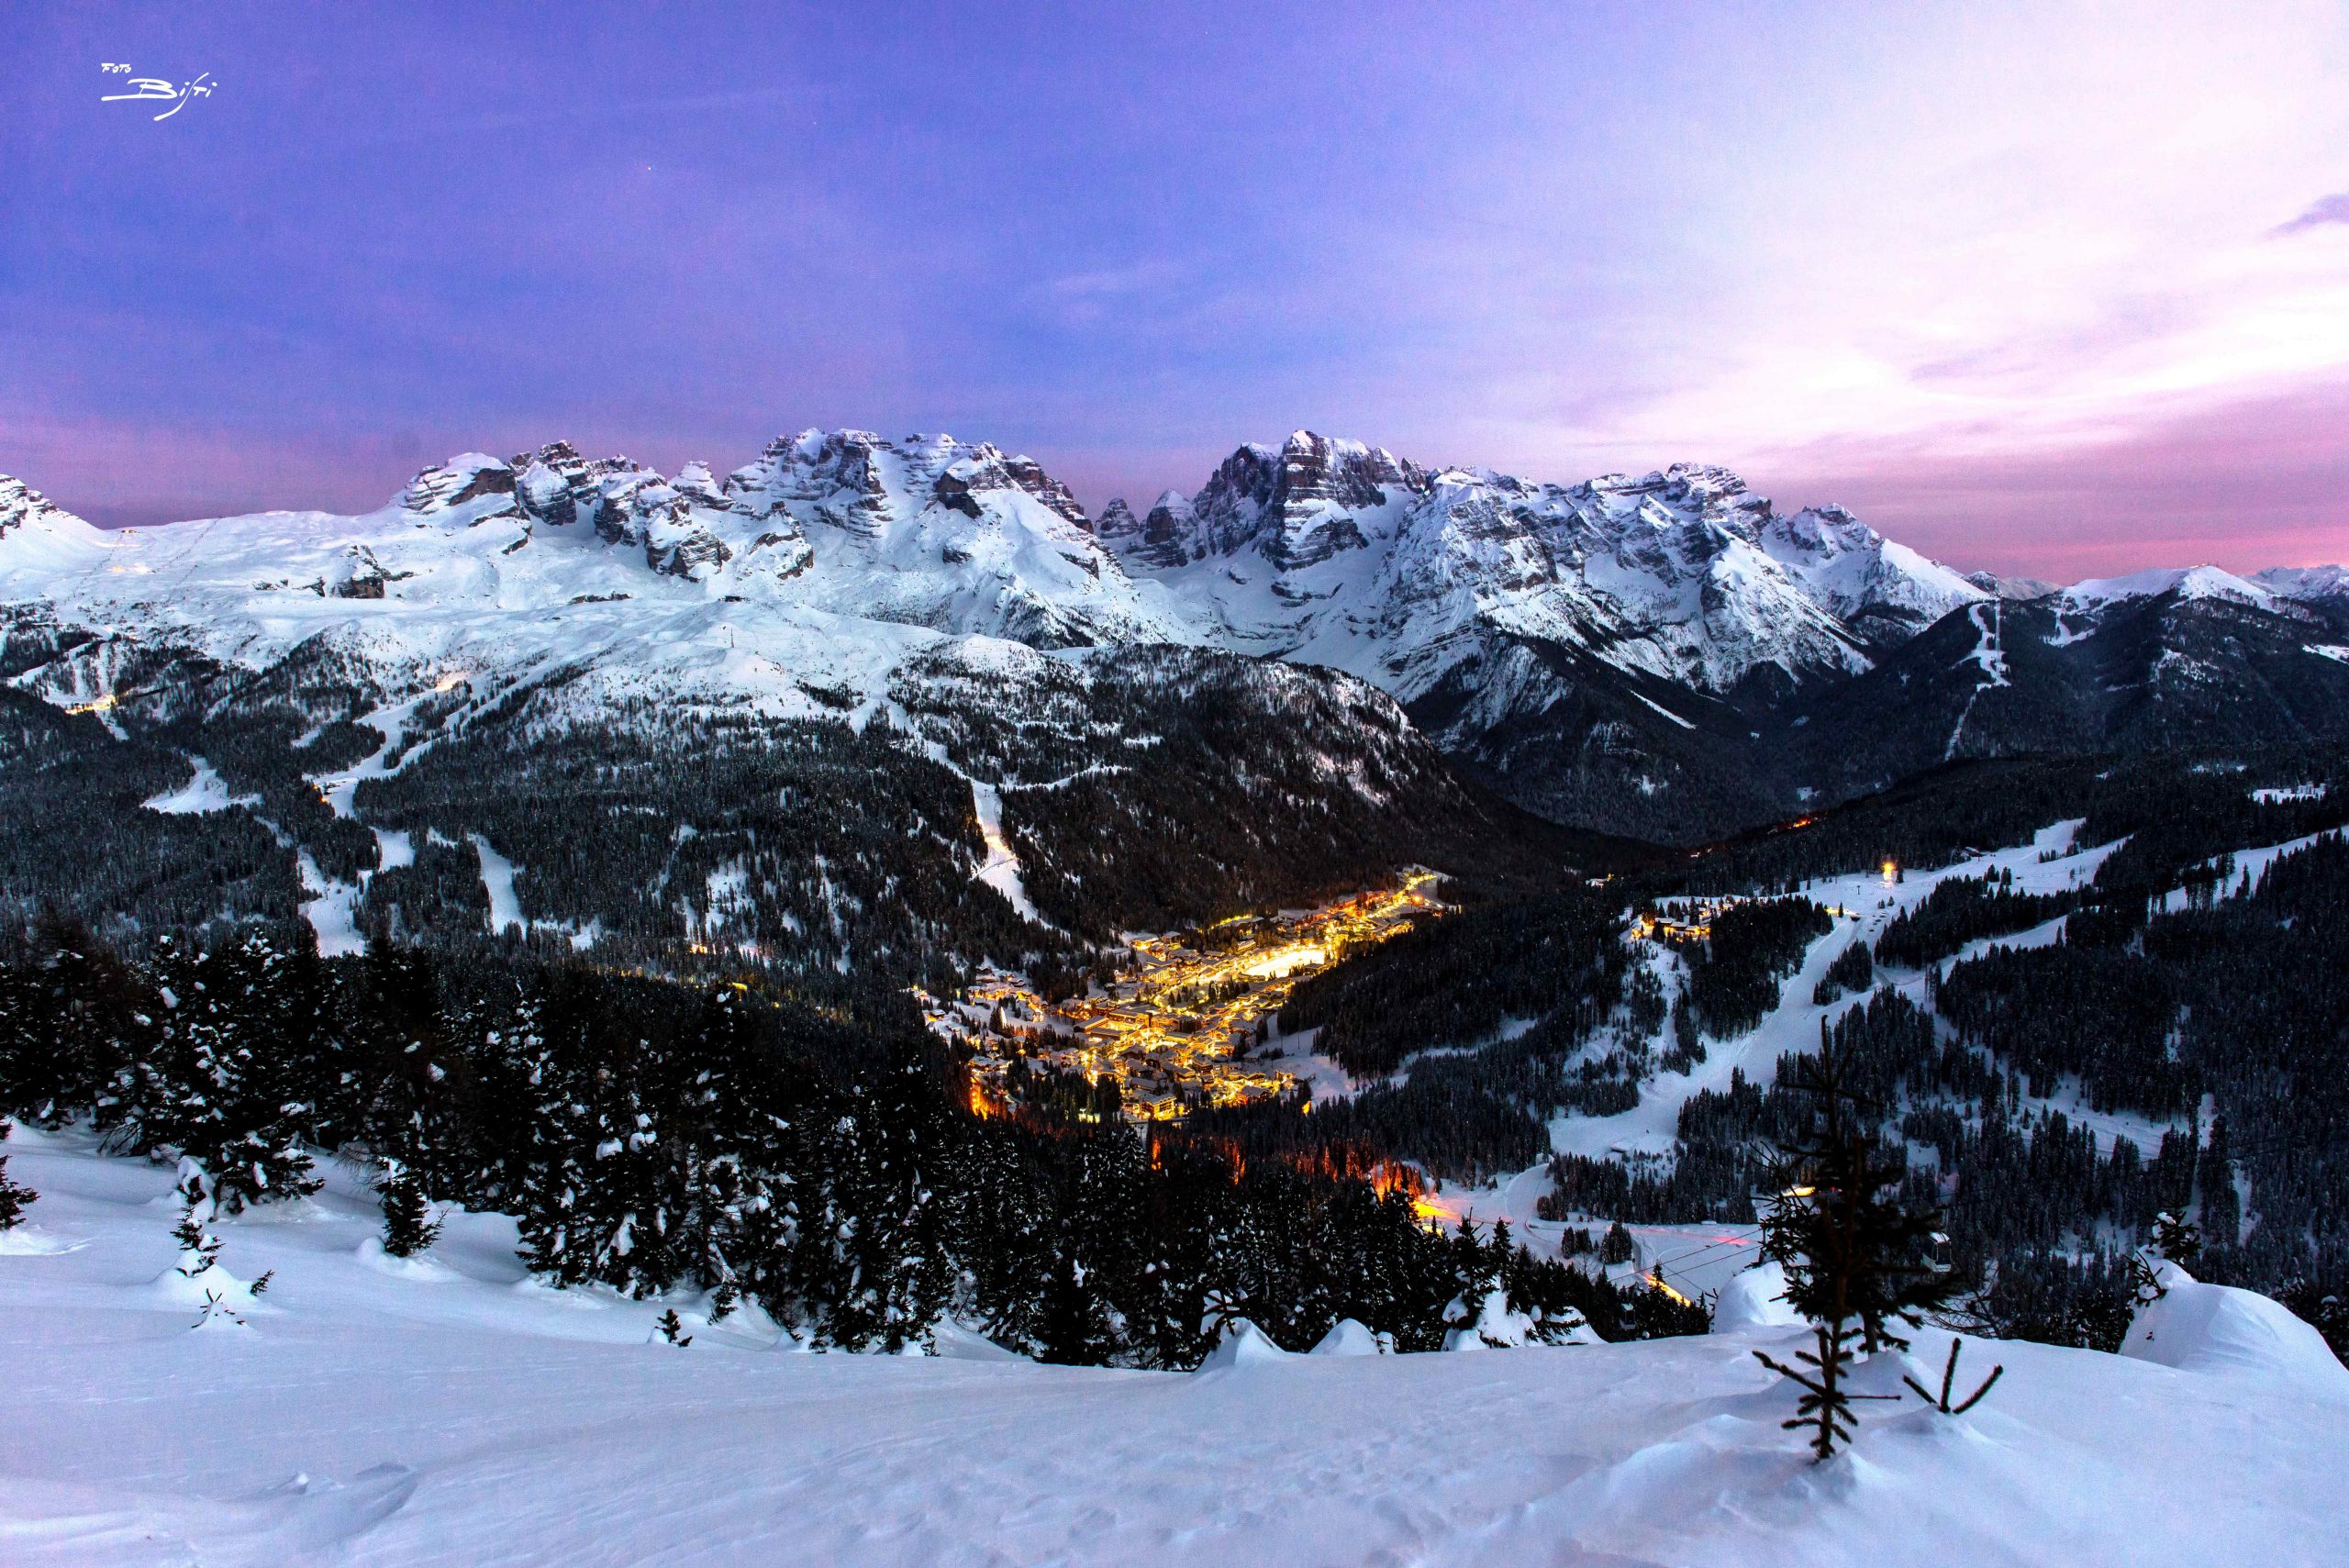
top-left (6, 433), bottom-right (2349, 1568)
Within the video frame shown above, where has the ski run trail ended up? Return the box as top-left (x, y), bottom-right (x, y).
top-left (1410, 817), bottom-right (2165, 1302)
top-left (5, 813), bottom-right (2349, 1564)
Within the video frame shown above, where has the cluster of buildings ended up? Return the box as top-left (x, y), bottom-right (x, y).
top-left (1632, 889), bottom-right (1859, 945)
top-left (1633, 897), bottom-right (1739, 943)
top-left (923, 871), bottom-right (1447, 1123)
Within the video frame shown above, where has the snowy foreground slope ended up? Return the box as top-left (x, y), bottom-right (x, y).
top-left (4, 1129), bottom-right (2345, 1567)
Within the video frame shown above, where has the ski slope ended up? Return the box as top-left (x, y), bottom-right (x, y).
top-left (1431, 819), bottom-right (2173, 1296)
top-left (1, 1124), bottom-right (2344, 1567)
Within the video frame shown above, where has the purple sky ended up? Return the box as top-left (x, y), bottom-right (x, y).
top-left (5, 3), bottom-right (2346, 579)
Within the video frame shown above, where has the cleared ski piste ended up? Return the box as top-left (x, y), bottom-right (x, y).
top-left (1415, 818), bottom-right (2189, 1299)
top-left (3, 1125), bottom-right (2346, 1566)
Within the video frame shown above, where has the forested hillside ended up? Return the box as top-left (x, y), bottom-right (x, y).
top-left (0, 622), bottom-right (1600, 1026)
top-left (0, 921), bottom-right (1707, 1362)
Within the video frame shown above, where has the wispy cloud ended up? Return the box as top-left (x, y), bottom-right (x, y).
top-left (2272, 193), bottom-right (2349, 236)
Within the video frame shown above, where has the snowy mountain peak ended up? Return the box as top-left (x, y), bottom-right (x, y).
top-left (2254, 563), bottom-right (2349, 606)
top-left (718, 429), bottom-right (1095, 544)
top-left (1085, 440), bottom-right (1992, 717)
top-left (1586, 462), bottom-right (1756, 519)
top-left (1756, 504), bottom-right (1989, 644)
top-left (1151, 431), bottom-right (1431, 570)
top-left (1966, 569), bottom-right (2058, 601)
top-left (2061, 564), bottom-right (2277, 615)
top-left (0, 474), bottom-right (104, 550)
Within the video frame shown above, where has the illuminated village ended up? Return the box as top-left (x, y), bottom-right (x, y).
top-left (925, 871), bottom-right (1448, 1123)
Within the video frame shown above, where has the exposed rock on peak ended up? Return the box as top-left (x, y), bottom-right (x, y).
top-left (398, 453), bottom-right (520, 519)
top-left (1136, 490), bottom-right (1201, 569)
top-left (726, 428), bottom-right (896, 539)
top-left (996, 452), bottom-right (1090, 528)
top-left (930, 444), bottom-right (1090, 529)
top-left (1173, 431), bottom-right (1430, 571)
top-left (0, 475), bottom-right (97, 546)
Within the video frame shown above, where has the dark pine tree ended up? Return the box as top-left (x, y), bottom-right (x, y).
top-left (379, 1158), bottom-right (442, 1258)
top-left (1754, 1033), bottom-right (1961, 1460)
top-left (806, 1048), bottom-right (954, 1352)
top-left (1037, 1249), bottom-right (1114, 1365)
top-left (0, 1119), bottom-right (36, 1230)
top-left (171, 1169), bottom-right (223, 1280)
top-left (211, 929), bottom-right (325, 1212)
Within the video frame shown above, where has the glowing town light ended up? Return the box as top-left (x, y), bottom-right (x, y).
top-left (1881, 859), bottom-right (1898, 884)
top-left (434, 673), bottom-right (468, 693)
top-left (1241, 944), bottom-right (1325, 980)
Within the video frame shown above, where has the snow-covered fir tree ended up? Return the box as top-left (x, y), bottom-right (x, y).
top-left (379, 1158), bottom-right (442, 1257)
top-left (171, 1167), bottom-right (222, 1280)
top-left (0, 1118), bottom-right (36, 1229)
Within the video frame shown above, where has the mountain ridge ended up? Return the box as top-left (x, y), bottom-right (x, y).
top-left (5, 430), bottom-right (2346, 855)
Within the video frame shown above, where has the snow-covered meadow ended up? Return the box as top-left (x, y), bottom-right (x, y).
top-left (3, 1123), bottom-right (2344, 1566)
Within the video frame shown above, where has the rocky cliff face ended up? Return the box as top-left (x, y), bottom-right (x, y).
top-left (1094, 446), bottom-right (1975, 734)
top-left (0, 476), bottom-right (88, 544)
top-left (1130, 432), bottom-right (1431, 569)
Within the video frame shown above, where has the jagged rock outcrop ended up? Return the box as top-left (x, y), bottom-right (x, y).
top-left (0, 476), bottom-right (83, 542)
top-left (399, 453), bottom-right (521, 520)
top-left (1134, 431), bottom-right (1431, 569)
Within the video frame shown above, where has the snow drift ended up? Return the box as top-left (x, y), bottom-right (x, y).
top-left (2, 1127), bottom-right (2344, 1566)
top-left (2124, 1262), bottom-right (2349, 1396)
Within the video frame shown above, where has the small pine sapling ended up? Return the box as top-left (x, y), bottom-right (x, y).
top-left (0, 1120), bottom-right (36, 1230)
top-left (2132, 1210), bottom-right (2202, 1303)
top-left (172, 1173), bottom-right (222, 1279)
top-left (1753, 1034), bottom-right (1958, 1460)
top-left (1753, 1322), bottom-right (1879, 1460)
top-left (192, 1288), bottom-right (247, 1330)
top-left (378, 1160), bottom-right (442, 1258)
top-left (656, 1307), bottom-right (693, 1347)
top-left (1903, 1339), bottom-right (2004, 1415)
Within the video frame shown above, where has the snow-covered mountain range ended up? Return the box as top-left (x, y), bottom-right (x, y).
top-left (0, 442), bottom-right (1585, 977)
top-left (4, 428), bottom-right (2346, 858)
top-left (1097, 435), bottom-right (1985, 698)
top-left (0, 431), bottom-right (1987, 711)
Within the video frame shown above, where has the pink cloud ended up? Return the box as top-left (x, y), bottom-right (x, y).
top-left (1744, 380), bottom-right (2349, 581)
top-left (2272, 193), bottom-right (2349, 237)
top-left (2, 413), bottom-right (429, 527)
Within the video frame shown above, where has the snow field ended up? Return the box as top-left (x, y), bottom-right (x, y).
top-left (2, 1125), bottom-right (2344, 1565)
